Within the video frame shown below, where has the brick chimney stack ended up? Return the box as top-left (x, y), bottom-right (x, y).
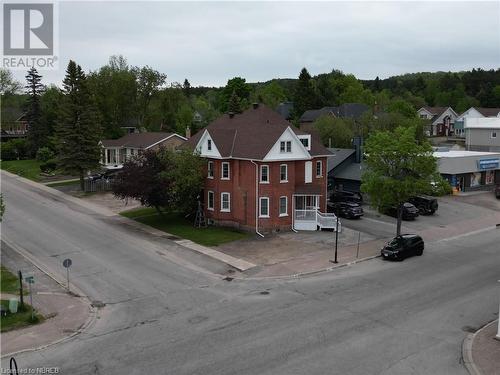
top-left (185, 126), bottom-right (191, 139)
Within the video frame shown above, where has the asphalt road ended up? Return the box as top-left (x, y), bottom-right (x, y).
top-left (2, 171), bottom-right (500, 375)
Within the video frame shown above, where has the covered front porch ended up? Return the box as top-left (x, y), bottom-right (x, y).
top-left (293, 194), bottom-right (340, 231)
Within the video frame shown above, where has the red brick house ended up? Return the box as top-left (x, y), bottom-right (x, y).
top-left (186, 104), bottom-right (335, 234)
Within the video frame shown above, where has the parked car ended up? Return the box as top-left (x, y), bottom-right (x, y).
top-left (383, 202), bottom-right (419, 220)
top-left (408, 195), bottom-right (438, 215)
top-left (381, 234), bottom-right (424, 261)
top-left (495, 185), bottom-right (500, 199)
top-left (330, 190), bottom-right (363, 204)
top-left (328, 201), bottom-right (364, 219)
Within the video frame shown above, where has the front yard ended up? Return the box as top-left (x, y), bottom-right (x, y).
top-left (1, 159), bottom-right (43, 181)
top-left (121, 208), bottom-right (249, 247)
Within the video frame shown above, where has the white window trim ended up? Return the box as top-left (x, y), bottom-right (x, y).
top-left (280, 140), bottom-right (292, 153)
top-left (316, 160), bottom-right (323, 177)
top-left (207, 161), bottom-right (214, 179)
top-left (260, 165), bottom-right (270, 184)
top-left (221, 162), bottom-right (230, 180)
top-left (280, 164), bottom-right (288, 183)
top-left (207, 191), bottom-right (214, 211)
top-left (279, 196), bottom-right (288, 217)
top-left (259, 197), bottom-right (270, 218)
top-left (220, 192), bottom-right (231, 212)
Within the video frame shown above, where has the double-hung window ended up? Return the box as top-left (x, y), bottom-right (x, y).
top-left (207, 191), bottom-right (214, 210)
top-left (316, 160), bottom-right (323, 177)
top-left (280, 164), bottom-right (288, 182)
top-left (207, 161), bottom-right (214, 178)
top-left (260, 165), bottom-right (269, 183)
top-left (221, 192), bottom-right (230, 212)
top-left (279, 196), bottom-right (288, 217)
top-left (259, 197), bottom-right (270, 218)
top-left (221, 162), bottom-right (230, 180)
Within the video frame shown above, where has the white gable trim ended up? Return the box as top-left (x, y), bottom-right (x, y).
top-left (433, 107), bottom-right (458, 125)
top-left (263, 127), bottom-right (311, 161)
top-left (145, 133), bottom-right (187, 150)
top-left (194, 129), bottom-right (222, 158)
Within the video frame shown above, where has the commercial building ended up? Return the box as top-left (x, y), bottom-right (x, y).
top-left (435, 150), bottom-right (500, 191)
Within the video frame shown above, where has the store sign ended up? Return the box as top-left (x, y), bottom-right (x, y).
top-left (477, 158), bottom-right (499, 170)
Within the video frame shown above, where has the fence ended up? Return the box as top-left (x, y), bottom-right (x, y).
top-left (84, 178), bottom-right (113, 193)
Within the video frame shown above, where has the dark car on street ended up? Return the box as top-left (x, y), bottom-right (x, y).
top-left (328, 201), bottom-right (364, 219)
top-left (330, 190), bottom-right (363, 204)
top-left (408, 195), bottom-right (438, 215)
top-left (495, 185), bottom-right (500, 199)
top-left (384, 202), bottom-right (419, 220)
top-left (381, 234), bottom-right (424, 261)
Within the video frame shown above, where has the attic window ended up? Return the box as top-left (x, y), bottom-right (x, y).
top-left (280, 141), bottom-right (292, 153)
top-left (298, 135), bottom-right (311, 150)
top-left (207, 139), bottom-right (212, 151)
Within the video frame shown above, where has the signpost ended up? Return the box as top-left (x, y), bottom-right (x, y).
top-left (24, 275), bottom-right (35, 320)
top-left (63, 258), bottom-right (72, 291)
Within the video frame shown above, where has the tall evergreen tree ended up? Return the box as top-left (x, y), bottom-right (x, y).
top-left (183, 79), bottom-right (191, 97)
top-left (228, 90), bottom-right (241, 113)
top-left (25, 67), bottom-right (45, 155)
top-left (56, 60), bottom-right (102, 190)
top-left (293, 67), bottom-right (317, 119)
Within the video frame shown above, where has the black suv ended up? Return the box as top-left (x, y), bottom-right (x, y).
top-left (328, 201), bottom-right (364, 219)
top-left (330, 190), bottom-right (363, 204)
top-left (409, 195), bottom-right (438, 215)
top-left (384, 202), bottom-right (419, 220)
top-left (381, 234), bottom-right (424, 261)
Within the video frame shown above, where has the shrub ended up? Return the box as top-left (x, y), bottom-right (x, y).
top-left (0, 139), bottom-right (28, 160)
top-left (39, 159), bottom-right (57, 173)
top-left (36, 147), bottom-right (55, 162)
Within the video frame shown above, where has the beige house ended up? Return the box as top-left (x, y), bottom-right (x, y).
top-left (100, 132), bottom-right (186, 169)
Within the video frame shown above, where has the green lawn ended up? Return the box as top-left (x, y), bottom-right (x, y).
top-left (1, 159), bottom-right (42, 181)
top-left (1, 266), bottom-right (19, 294)
top-left (121, 208), bottom-right (249, 247)
top-left (0, 300), bottom-right (43, 332)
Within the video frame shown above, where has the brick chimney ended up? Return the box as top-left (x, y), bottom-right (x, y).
top-left (185, 126), bottom-right (191, 139)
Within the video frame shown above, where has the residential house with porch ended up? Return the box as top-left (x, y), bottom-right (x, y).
top-left (417, 106), bottom-right (459, 136)
top-left (100, 132), bottom-right (186, 169)
top-left (186, 104), bottom-right (335, 234)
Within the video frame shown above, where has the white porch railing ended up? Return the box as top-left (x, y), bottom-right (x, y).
top-left (294, 209), bottom-right (341, 231)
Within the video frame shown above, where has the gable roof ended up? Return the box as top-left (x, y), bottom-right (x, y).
top-left (475, 107), bottom-right (500, 117)
top-left (326, 148), bottom-right (356, 172)
top-left (186, 104), bottom-right (331, 160)
top-left (300, 103), bottom-right (369, 123)
top-left (420, 106), bottom-right (449, 116)
top-left (101, 132), bottom-right (186, 149)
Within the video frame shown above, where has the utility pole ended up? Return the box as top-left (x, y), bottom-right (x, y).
top-left (18, 270), bottom-right (24, 309)
top-left (330, 216), bottom-right (339, 264)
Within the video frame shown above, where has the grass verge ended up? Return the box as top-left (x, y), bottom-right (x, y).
top-left (45, 179), bottom-right (80, 187)
top-left (121, 208), bottom-right (249, 247)
top-left (1, 266), bottom-right (19, 294)
top-left (0, 300), bottom-right (44, 332)
top-left (1, 159), bottom-right (42, 181)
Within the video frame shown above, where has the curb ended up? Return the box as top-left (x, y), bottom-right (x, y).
top-left (461, 320), bottom-right (498, 375)
top-left (239, 254), bottom-right (382, 281)
top-left (0, 238), bottom-right (98, 359)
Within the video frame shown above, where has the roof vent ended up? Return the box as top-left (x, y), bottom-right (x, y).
top-left (228, 112), bottom-right (235, 118)
top-left (252, 103), bottom-right (259, 109)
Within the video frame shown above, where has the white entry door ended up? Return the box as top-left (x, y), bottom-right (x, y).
top-left (305, 161), bottom-right (312, 183)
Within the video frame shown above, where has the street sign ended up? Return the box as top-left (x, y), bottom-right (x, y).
top-left (63, 258), bottom-right (72, 268)
top-left (24, 276), bottom-right (34, 284)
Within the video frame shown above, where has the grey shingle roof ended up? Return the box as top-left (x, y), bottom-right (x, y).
top-left (327, 148), bottom-right (356, 172)
top-left (101, 132), bottom-right (182, 149)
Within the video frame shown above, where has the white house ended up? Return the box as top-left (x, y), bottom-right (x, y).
top-left (417, 106), bottom-right (459, 137)
top-left (464, 117), bottom-right (500, 152)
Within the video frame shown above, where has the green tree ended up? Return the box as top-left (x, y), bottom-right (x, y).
top-left (361, 126), bottom-right (439, 235)
top-left (252, 81), bottom-right (287, 109)
top-left (183, 79), bottom-right (191, 97)
top-left (387, 99), bottom-right (416, 118)
top-left (0, 68), bottom-right (21, 96)
top-left (314, 115), bottom-right (354, 148)
top-left (293, 67), bottom-right (318, 118)
top-left (25, 67), bottom-right (46, 155)
top-left (56, 60), bottom-right (102, 190)
top-left (220, 77), bottom-right (250, 112)
top-left (133, 66), bottom-right (166, 128)
top-left (227, 90), bottom-right (241, 113)
top-left (175, 103), bottom-right (194, 134)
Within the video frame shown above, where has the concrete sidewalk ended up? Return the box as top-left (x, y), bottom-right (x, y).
top-left (0, 242), bottom-right (94, 357)
top-left (465, 320), bottom-right (500, 375)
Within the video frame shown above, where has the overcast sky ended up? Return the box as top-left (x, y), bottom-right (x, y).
top-left (11, 1), bottom-right (500, 87)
